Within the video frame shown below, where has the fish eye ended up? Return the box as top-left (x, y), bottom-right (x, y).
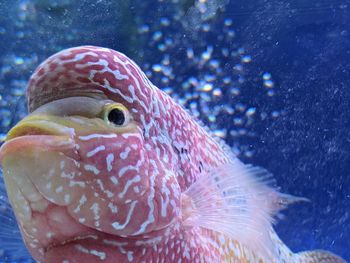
top-left (103, 104), bottom-right (130, 126)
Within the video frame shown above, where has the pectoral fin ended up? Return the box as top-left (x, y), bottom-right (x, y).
top-left (181, 159), bottom-right (307, 259)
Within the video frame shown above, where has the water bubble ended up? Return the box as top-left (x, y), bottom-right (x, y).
top-left (241, 55), bottom-right (252, 63)
top-left (201, 83), bottom-right (213, 92)
top-left (162, 66), bottom-right (172, 77)
top-left (164, 38), bottom-right (173, 46)
top-left (189, 101), bottom-right (197, 109)
top-left (209, 59), bottom-right (220, 69)
top-left (224, 18), bottom-right (233, 27)
top-left (152, 64), bottom-right (162, 72)
top-left (201, 45), bottom-right (213, 61)
top-left (230, 87), bottom-right (240, 96)
top-left (186, 48), bottom-right (194, 59)
top-left (152, 31), bottom-right (162, 41)
top-left (208, 114), bottom-right (216, 122)
top-left (223, 105), bottom-right (234, 114)
top-left (237, 47), bottom-right (245, 54)
top-left (260, 112), bottom-right (268, 120)
top-left (0, 134), bottom-right (6, 142)
top-left (244, 150), bottom-right (254, 158)
top-left (160, 17), bottom-right (170, 27)
top-left (246, 107), bottom-right (256, 117)
top-left (202, 23), bottom-right (210, 32)
top-left (222, 76), bottom-right (231, 84)
top-left (271, 111), bottom-right (280, 118)
top-left (188, 77), bottom-right (198, 87)
top-left (204, 74), bottom-right (216, 82)
top-left (233, 117), bottom-right (243, 126)
top-left (235, 103), bottom-right (246, 112)
top-left (221, 48), bottom-right (229, 57)
top-left (16, 31), bottom-right (25, 38)
top-left (162, 87), bottom-right (173, 94)
top-left (138, 24), bottom-right (150, 33)
top-left (145, 70), bottom-right (152, 78)
top-left (212, 88), bottom-right (222, 97)
top-left (213, 129), bottom-right (227, 138)
top-left (233, 64), bottom-right (243, 71)
top-left (263, 72), bottom-right (272, 80)
top-left (161, 77), bottom-right (169, 84)
top-left (267, 90), bottom-right (275, 96)
top-left (226, 29), bottom-right (235, 38)
top-left (263, 79), bottom-right (274, 88)
top-left (158, 43), bottom-right (166, 52)
top-left (14, 57), bottom-right (24, 65)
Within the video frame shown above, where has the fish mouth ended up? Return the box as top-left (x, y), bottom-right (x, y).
top-left (0, 115), bottom-right (78, 164)
top-left (5, 115), bottom-right (76, 141)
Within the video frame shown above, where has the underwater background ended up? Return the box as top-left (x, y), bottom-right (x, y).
top-left (0, 0), bottom-right (349, 262)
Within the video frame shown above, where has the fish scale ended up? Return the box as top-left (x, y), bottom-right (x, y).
top-left (0, 46), bottom-right (346, 263)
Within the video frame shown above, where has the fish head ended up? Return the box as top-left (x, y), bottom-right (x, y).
top-left (0, 46), bottom-right (182, 261)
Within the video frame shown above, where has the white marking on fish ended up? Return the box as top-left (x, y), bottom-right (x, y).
top-left (110, 176), bottom-right (119, 185)
top-left (108, 202), bottom-right (118, 214)
top-left (55, 186), bottom-right (63, 193)
top-left (127, 251), bottom-right (134, 262)
top-left (106, 153), bottom-right (114, 172)
top-left (132, 160), bottom-right (157, 235)
top-left (86, 145), bottom-right (106, 157)
top-left (69, 181), bottom-right (86, 188)
top-left (118, 165), bottom-right (138, 178)
top-left (84, 164), bottom-right (100, 175)
top-left (74, 195), bottom-right (87, 213)
top-left (74, 244), bottom-right (106, 260)
top-left (118, 175), bottom-right (141, 198)
top-left (111, 200), bottom-right (138, 230)
top-left (90, 250), bottom-right (106, 260)
top-left (64, 194), bottom-right (71, 204)
top-left (79, 134), bottom-right (117, 141)
top-left (119, 147), bottom-right (131, 159)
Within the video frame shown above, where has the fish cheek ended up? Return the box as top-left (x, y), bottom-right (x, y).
top-left (2, 149), bottom-right (84, 209)
top-left (1, 147), bottom-right (88, 257)
top-left (64, 134), bottom-right (156, 235)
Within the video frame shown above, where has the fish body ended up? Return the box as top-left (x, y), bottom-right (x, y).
top-left (0, 46), bottom-right (346, 263)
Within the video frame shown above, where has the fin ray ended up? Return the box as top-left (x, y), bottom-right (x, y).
top-left (295, 250), bottom-right (347, 263)
top-left (181, 159), bottom-right (307, 258)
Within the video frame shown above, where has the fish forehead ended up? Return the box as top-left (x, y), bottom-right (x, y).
top-left (26, 46), bottom-right (231, 190)
top-left (27, 45), bottom-right (155, 115)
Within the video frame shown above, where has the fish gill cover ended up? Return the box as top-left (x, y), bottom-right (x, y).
top-left (0, 0), bottom-right (349, 262)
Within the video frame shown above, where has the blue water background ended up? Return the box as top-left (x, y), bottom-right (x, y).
top-left (0, 0), bottom-right (349, 262)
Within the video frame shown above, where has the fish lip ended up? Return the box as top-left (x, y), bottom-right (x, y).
top-left (44, 233), bottom-right (100, 254)
top-left (1, 115), bottom-right (77, 164)
top-left (5, 117), bottom-right (76, 141)
top-left (0, 135), bottom-right (76, 164)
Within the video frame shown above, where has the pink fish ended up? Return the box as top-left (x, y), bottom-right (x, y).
top-left (0, 46), bottom-right (346, 263)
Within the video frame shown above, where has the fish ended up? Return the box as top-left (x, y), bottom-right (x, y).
top-left (0, 46), bottom-right (346, 263)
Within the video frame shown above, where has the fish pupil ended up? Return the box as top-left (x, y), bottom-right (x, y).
top-left (108, 108), bottom-right (125, 125)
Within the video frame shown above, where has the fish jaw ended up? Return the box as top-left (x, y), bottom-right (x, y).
top-left (0, 112), bottom-right (182, 261)
top-left (1, 146), bottom-right (87, 261)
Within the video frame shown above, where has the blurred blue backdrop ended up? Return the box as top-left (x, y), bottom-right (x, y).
top-left (0, 0), bottom-right (349, 262)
